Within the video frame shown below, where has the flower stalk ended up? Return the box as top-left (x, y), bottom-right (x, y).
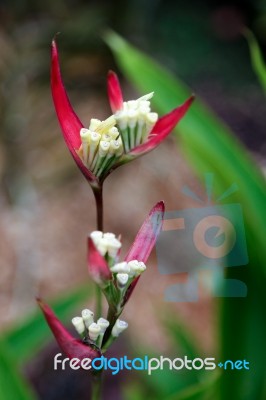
top-left (37, 37), bottom-right (194, 400)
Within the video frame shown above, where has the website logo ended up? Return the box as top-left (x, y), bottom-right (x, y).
top-left (156, 173), bottom-right (248, 302)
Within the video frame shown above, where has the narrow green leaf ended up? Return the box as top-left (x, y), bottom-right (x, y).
top-left (0, 341), bottom-right (36, 400)
top-left (165, 372), bottom-right (220, 400)
top-left (244, 29), bottom-right (266, 94)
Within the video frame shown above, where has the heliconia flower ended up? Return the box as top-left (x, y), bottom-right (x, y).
top-left (37, 298), bottom-right (100, 362)
top-left (87, 201), bottom-right (164, 306)
top-left (51, 39), bottom-right (193, 185)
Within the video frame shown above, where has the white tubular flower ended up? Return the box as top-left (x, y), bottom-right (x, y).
top-left (90, 231), bottom-right (121, 258)
top-left (89, 118), bottom-right (101, 130)
top-left (110, 261), bottom-right (130, 274)
top-left (128, 260), bottom-right (147, 276)
top-left (106, 237), bottom-right (122, 258)
top-left (88, 131), bottom-right (101, 166)
top-left (80, 128), bottom-right (91, 164)
top-left (78, 115), bottom-right (124, 178)
top-left (72, 317), bottom-right (86, 336)
top-left (117, 273), bottom-right (129, 287)
top-left (109, 127), bottom-right (119, 139)
top-left (111, 319), bottom-right (128, 337)
top-left (109, 138), bottom-right (123, 157)
top-left (90, 231), bottom-right (103, 245)
top-left (81, 309), bottom-right (94, 328)
top-left (97, 238), bottom-right (109, 256)
top-left (97, 318), bottom-right (110, 334)
top-left (88, 323), bottom-right (101, 341)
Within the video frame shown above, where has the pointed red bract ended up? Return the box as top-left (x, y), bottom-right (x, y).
top-left (125, 201), bottom-right (165, 263)
top-left (107, 70), bottom-right (124, 113)
top-left (51, 39), bottom-right (96, 183)
top-left (130, 96), bottom-right (194, 156)
top-left (37, 298), bottom-right (100, 361)
top-left (122, 201), bottom-right (164, 305)
top-left (88, 238), bottom-right (112, 284)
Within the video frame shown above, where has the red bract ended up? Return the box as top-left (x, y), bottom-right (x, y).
top-left (107, 70), bottom-right (123, 113)
top-left (37, 298), bottom-right (100, 361)
top-left (51, 39), bottom-right (97, 185)
top-left (123, 200), bottom-right (164, 305)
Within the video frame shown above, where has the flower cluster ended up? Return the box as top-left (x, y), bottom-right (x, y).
top-left (72, 308), bottom-right (128, 347)
top-left (77, 117), bottom-right (123, 178)
top-left (51, 39), bottom-right (194, 185)
top-left (38, 201), bottom-right (164, 357)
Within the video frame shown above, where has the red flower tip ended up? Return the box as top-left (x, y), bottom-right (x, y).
top-left (125, 200), bottom-right (165, 264)
top-left (37, 298), bottom-right (100, 362)
top-left (88, 237), bottom-right (112, 285)
top-left (107, 70), bottom-right (124, 113)
top-left (51, 39), bottom-right (96, 184)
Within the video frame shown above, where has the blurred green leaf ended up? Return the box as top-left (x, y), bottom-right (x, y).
top-left (164, 316), bottom-right (201, 361)
top-left (105, 32), bottom-right (266, 400)
top-left (244, 29), bottom-right (266, 94)
top-left (123, 380), bottom-right (149, 400)
top-left (1, 284), bottom-right (92, 365)
top-left (165, 372), bottom-right (220, 400)
top-left (164, 314), bottom-right (203, 384)
top-left (0, 341), bottom-right (36, 400)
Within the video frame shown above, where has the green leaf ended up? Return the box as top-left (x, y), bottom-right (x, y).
top-left (105, 32), bottom-right (266, 400)
top-left (244, 29), bottom-right (266, 94)
top-left (165, 372), bottom-right (220, 400)
top-left (0, 341), bottom-right (36, 400)
top-left (1, 284), bottom-right (92, 364)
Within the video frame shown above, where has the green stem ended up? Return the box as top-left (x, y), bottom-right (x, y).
top-left (91, 371), bottom-right (102, 400)
top-left (102, 304), bottom-right (122, 347)
top-left (91, 184), bottom-right (104, 399)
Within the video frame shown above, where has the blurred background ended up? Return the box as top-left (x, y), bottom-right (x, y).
top-left (0, 0), bottom-right (266, 399)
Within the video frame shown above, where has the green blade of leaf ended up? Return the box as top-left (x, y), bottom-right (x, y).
top-left (165, 372), bottom-right (220, 400)
top-left (244, 29), bottom-right (266, 94)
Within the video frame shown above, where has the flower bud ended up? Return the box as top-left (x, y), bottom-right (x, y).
top-left (128, 260), bottom-right (146, 276)
top-left (72, 317), bottom-right (86, 335)
top-left (107, 237), bottom-right (122, 258)
top-left (81, 309), bottom-right (94, 328)
top-left (112, 319), bottom-right (128, 337)
top-left (90, 231), bottom-right (103, 245)
top-left (88, 323), bottom-right (101, 341)
top-left (111, 261), bottom-right (130, 274)
top-left (117, 273), bottom-right (129, 287)
top-left (97, 318), bottom-right (110, 334)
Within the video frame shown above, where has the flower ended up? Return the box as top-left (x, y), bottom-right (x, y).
top-left (37, 299), bottom-right (101, 363)
top-left (87, 201), bottom-right (165, 306)
top-left (51, 39), bottom-right (194, 186)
